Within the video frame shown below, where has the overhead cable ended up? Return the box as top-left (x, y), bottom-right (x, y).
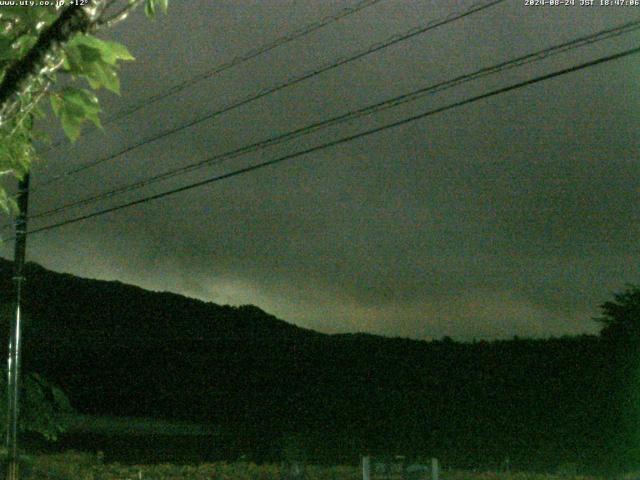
top-left (23, 44), bottom-right (640, 237)
top-left (35, 0), bottom-right (505, 190)
top-left (42, 0), bottom-right (386, 150)
top-left (29, 18), bottom-right (640, 220)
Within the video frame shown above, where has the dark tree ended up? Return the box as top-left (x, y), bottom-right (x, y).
top-left (596, 285), bottom-right (640, 342)
top-left (594, 285), bottom-right (640, 471)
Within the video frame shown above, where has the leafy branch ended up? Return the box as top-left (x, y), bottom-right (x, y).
top-left (0, 0), bottom-right (168, 214)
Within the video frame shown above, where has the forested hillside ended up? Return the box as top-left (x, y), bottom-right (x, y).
top-left (0, 259), bottom-right (635, 472)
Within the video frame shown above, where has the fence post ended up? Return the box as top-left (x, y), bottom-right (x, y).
top-left (362, 455), bottom-right (371, 480)
top-left (431, 458), bottom-right (438, 480)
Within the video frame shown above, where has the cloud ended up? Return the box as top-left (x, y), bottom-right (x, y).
top-left (4, 1), bottom-right (638, 340)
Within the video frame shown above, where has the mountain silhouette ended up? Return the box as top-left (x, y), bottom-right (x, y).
top-left (0, 259), bottom-right (627, 471)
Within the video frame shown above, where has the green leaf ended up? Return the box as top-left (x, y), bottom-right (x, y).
top-left (145, 0), bottom-right (168, 18)
top-left (61, 87), bottom-right (100, 114)
top-left (50, 87), bottom-right (103, 141)
top-left (100, 39), bottom-right (134, 63)
top-left (70, 34), bottom-right (134, 65)
top-left (61, 87), bottom-right (102, 129)
top-left (75, 60), bottom-right (121, 94)
top-left (62, 44), bottom-right (84, 74)
top-left (80, 64), bottom-right (113, 93)
top-left (0, 122), bottom-right (35, 178)
top-left (63, 35), bottom-right (130, 95)
top-left (0, 190), bottom-right (17, 215)
top-left (60, 110), bottom-right (82, 141)
top-left (85, 110), bottom-right (102, 129)
top-left (63, 35), bottom-right (131, 96)
top-left (145, 0), bottom-right (156, 18)
top-left (92, 62), bottom-right (120, 94)
top-left (157, 0), bottom-right (169, 14)
top-left (77, 44), bottom-right (102, 63)
top-left (49, 94), bottom-right (62, 117)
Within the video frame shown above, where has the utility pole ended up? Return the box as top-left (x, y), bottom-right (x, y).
top-left (5, 174), bottom-right (30, 480)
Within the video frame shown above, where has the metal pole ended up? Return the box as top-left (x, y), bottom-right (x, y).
top-left (5, 174), bottom-right (30, 480)
top-left (362, 455), bottom-right (370, 480)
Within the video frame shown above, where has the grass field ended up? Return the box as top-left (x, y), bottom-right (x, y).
top-left (17, 452), bottom-right (614, 480)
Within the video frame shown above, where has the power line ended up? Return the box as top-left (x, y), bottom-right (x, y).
top-left (108, 0), bottom-right (386, 123)
top-left (29, 18), bottom-right (640, 221)
top-left (35, 0), bottom-right (506, 191)
top-left (23, 44), bottom-right (640, 238)
top-left (42, 0), bottom-right (386, 151)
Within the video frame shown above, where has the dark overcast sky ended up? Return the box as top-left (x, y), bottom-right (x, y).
top-left (2, 0), bottom-right (639, 340)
